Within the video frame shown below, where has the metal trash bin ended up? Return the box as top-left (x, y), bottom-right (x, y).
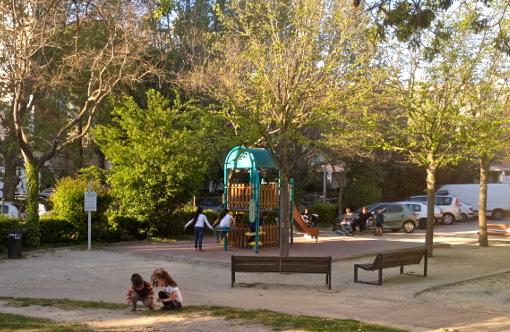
top-left (7, 229), bottom-right (24, 259)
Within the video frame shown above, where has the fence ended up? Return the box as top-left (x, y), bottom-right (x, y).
top-left (227, 183), bottom-right (279, 211)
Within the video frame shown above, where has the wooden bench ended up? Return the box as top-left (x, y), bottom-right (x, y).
top-left (231, 255), bottom-right (332, 290)
top-left (487, 223), bottom-right (510, 236)
top-left (354, 247), bottom-right (428, 286)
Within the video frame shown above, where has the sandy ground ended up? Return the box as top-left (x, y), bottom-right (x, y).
top-left (1, 225), bottom-right (510, 331)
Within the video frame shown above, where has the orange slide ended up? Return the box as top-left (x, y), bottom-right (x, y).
top-left (292, 204), bottom-right (319, 242)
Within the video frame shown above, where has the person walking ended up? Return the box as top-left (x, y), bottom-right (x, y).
top-left (184, 207), bottom-right (213, 252)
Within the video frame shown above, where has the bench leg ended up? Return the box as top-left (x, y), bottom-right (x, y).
top-left (325, 274), bottom-right (331, 290)
top-left (231, 256), bottom-right (235, 288)
top-left (378, 267), bottom-right (382, 286)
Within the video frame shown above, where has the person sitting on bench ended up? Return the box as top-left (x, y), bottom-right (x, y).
top-left (341, 208), bottom-right (355, 233)
top-left (351, 206), bottom-right (373, 235)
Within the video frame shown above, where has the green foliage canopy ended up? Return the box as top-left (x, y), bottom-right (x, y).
top-left (94, 90), bottom-right (216, 224)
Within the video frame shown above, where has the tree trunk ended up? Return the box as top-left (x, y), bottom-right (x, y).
top-left (425, 160), bottom-right (438, 257)
top-left (279, 177), bottom-right (290, 257)
top-left (24, 161), bottom-right (41, 247)
top-left (1, 140), bottom-right (21, 200)
top-left (331, 163), bottom-right (345, 216)
top-left (478, 155), bottom-right (490, 247)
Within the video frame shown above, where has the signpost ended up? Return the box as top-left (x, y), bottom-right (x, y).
top-left (84, 183), bottom-right (97, 250)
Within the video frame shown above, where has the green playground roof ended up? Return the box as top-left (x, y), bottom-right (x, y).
top-left (224, 146), bottom-right (277, 169)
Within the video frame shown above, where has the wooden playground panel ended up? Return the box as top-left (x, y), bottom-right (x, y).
top-left (226, 223), bottom-right (279, 248)
top-left (225, 183), bottom-right (317, 248)
top-left (227, 183), bottom-right (279, 211)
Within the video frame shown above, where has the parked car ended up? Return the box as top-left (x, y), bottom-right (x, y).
top-left (0, 201), bottom-right (21, 219)
top-left (198, 196), bottom-right (223, 212)
top-left (460, 201), bottom-right (474, 222)
top-left (397, 201), bottom-right (443, 228)
top-left (338, 202), bottom-right (418, 233)
top-left (404, 195), bottom-right (461, 225)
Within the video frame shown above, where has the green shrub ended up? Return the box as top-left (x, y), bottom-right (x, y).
top-left (51, 177), bottom-right (114, 242)
top-left (106, 212), bottom-right (147, 241)
top-left (343, 182), bottom-right (382, 210)
top-left (308, 203), bottom-right (338, 224)
top-left (39, 217), bottom-right (77, 245)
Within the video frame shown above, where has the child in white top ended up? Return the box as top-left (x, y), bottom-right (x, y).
top-left (184, 207), bottom-right (213, 251)
top-left (151, 268), bottom-right (183, 311)
top-left (212, 208), bottom-right (235, 243)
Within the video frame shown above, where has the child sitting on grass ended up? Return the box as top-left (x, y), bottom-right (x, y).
top-left (126, 273), bottom-right (155, 311)
top-left (151, 268), bottom-right (183, 310)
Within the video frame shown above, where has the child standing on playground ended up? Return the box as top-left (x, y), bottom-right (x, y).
top-left (126, 273), bottom-right (155, 311)
top-left (184, 207), bottom-right (213, 251)
top-left (151, 268), bottom-right (183, 310)
top-left (212, 208), bottom-right (235, 243)
top-left (374, 207), bottom-right (384, 237)
top-left (247, 211), bottom-right (267, 243)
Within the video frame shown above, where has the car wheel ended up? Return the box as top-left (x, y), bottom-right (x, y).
top-left (402, 221), bottom-right (415, 233)
top-left (491, 209), bottom-right (504, 221)
top-left (390, 228), bottom-right (400, 232)
top-left (443, 213), bottom-right (454, 225)
top-left (461, 213), bottom-right (468, 222)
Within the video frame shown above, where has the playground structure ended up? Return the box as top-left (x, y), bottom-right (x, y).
top-left (221, 146), bottom-right (319, 252)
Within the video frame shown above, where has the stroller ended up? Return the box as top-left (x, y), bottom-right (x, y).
top-left (302, 210), bottom-right (319, 227)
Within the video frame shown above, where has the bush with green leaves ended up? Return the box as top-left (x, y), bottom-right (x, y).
top-left (39, 216), bottom-right (77, 245)
top-left (94, 90), bottom-right (221, 238)
top-left (343, 182), bottom-right (382, 211)
top-left (307, 203), bottom-right (338, 224)
top-left (50, 177), bottom-right (114, 242)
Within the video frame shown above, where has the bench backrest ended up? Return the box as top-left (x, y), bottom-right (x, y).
top-left (232, 256), bottom-right (331, 273)
top-left (280, 257), bottom-right (331, 273)
top-left (375, 247), bottom-right (427, 269)
top-left (232, 256), bottom-right (281, 273)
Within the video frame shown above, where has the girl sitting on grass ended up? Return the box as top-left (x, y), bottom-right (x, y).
top-left (151, 268), bottom-right (183, 310)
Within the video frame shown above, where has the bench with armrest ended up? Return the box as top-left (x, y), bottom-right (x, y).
top-left (354, 247), bottom-right (428, 286)
top-left (231, 255), bottom-right (332, 290)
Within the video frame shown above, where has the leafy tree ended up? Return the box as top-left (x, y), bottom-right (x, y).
top-left (0, 0), bottom-right (155, 245)
top-left (454, 1), bottom-right (510, 247)
top-left (190, 0), bottom-right (377, 256)
top-left (94, 89), bottom-right (218, 235)
top-left (367, 0), bottom-right (510, 255)
top-left (361, 0), bottom-right (498, 47)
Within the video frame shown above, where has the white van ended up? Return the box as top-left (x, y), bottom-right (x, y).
top-left (0, 201), bottom-right (20, 219)
top-left (436, 183), bottom-right (510, 220)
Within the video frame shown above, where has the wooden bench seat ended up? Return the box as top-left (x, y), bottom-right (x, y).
top-left (487, 223), bottom-right (510, 236)
top-left (354, 247), bottom-right (428, 285)
top-left (231, 255), bottom-right (332, 289)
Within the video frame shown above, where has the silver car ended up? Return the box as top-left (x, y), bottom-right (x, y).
top-left (404, 195), bottom-right (461, 225)
top-left (398, 201), bottom-right (444, 228)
